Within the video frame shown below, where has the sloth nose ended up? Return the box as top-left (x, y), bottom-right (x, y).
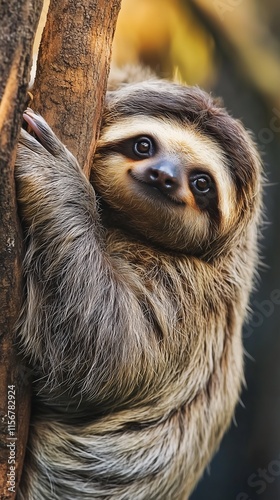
top-left (144, 162), bottom-right (181, 194)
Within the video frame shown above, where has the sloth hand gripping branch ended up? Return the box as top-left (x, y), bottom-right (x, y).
top-left (16, 109), bottom-right (151, 410)
top-left (15, 76), bottom-right (262, 499)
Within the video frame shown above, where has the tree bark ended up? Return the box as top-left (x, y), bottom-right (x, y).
top-left (0, 1), bottom-right (121, 495)
top-left (32, 0), bottom-right (122, 178)
top-left (0, 1), bottom-right (43, 498)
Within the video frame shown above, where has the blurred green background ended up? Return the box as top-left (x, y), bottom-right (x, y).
top-left (111, 1), bottom-right (280, 499)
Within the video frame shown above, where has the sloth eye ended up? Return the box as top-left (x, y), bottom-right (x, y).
top-left (191, 174), bottom-right (212, 194)
top-left (133, 137), bottom-right (154, 158)
top-left (106, 136), bottom-right (156, 160)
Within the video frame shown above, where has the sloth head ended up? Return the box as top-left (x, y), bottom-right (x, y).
top-left (91, 79), bottom-right (262, 258)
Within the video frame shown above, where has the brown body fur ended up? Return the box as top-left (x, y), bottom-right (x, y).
top-left (15, 70), bottom-right (262, 499)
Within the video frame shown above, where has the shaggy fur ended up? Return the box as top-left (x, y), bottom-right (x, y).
top-left (15, 71), bottom-right (262, 499)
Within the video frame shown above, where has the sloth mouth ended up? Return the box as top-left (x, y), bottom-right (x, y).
top-left (129, 172), bottom-right (186, 207)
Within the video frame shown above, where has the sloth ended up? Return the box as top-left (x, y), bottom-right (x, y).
top-left (15, 70), bottom-right (262, 499)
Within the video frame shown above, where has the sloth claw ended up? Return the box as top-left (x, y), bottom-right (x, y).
top-left (21, 109), bottom-right (64, 158)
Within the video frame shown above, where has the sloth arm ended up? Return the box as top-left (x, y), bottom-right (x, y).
top-left (15, 111), bottom-right (152, 403)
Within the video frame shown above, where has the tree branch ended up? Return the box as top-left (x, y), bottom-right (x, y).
top-left (32, 0), bottom-right (122, 178)
top-left (0, 1), bottom-right (43, 498)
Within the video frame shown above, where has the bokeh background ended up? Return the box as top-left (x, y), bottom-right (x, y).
top-left (110, 1), bottom-right (280, 499)
top-left (35, 1), bottom-right (280, 499)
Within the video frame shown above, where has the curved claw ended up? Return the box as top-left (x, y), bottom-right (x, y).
top-left (23, 108), bottom-right (44, 142)
top-left (21, 109), bottom-right (64, 157)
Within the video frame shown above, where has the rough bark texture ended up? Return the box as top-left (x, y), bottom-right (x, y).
top-left (0, 1), bottom-right (43, 498)
top-left (0, 0), bottom-right (121, 495)
top-left (32, 0), bottom-right (122, 178)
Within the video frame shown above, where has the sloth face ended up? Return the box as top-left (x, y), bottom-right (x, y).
top-left (92, 80), bottom-right (261, 256)
top-left (93, 116), bottom-right (234, 253)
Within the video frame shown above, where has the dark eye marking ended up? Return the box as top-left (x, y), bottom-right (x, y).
top-left (189, 170), bottom-right (220, 223)
top-left (95, 136), bottom-right (157, 160)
